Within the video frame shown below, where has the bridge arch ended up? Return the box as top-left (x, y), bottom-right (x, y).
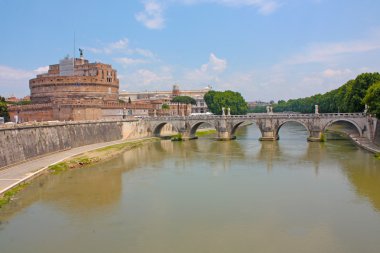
top-left (152, 122), bottom-right (179, 137)
top-left (189, 121), bottom-right (216, 136)
top-left (275, 120), bottom-right (310, 137)
top-left (323, 119), bottom-right (363, 137)
top-left (231, 120), bottom-right (256, 136)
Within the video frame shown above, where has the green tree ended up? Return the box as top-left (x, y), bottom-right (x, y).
top-left (272, 72), bottom-right (380, 114)
top-left (363, 81), bottom-right (380, 118)
top-left (171, 96), bottom-right (196, 115)
top-left (343, 73), bottom-right (380, 112)
top-left (0, 96), bottom-right (10, 122)
top-left (204, 90), bottom-right (248, 115)
top-left (161, 103), bottom-right (170, 110)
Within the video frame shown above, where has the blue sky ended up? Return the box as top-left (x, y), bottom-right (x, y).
top-left (1, 0), bottom-right (380, 101)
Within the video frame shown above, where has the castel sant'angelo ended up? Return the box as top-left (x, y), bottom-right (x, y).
top-left (9, 51), bottom-right (131, 122)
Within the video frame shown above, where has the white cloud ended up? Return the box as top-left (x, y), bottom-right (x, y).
top-left (135, 48), bottom-right (155, 58)
top-left (114, 57), bottom-right (147, 66)
top-left (0, 65), bottom-right (34, 80)
top-left (105, 38), bottom-right (129, 53)
top-left (203, 53), bottom-right (227, 72)
top-left (322, 68), bottom-right (352, 78)
top-left (85, 38), bottom-right (156, 64)
top-left (135, 1), bottom-right (165, 29)
top-left (119, 67), bottom-right (174, 91)
top-left (34, 66), bottom-right (49, 74)
top-left (175, 0), bottom-right (280, 15)
top-left (286, 38), bottom-right (380, 65)
top-left (243, 31), bottom-right (380, 100)
top-left (0, 65), bottom-right (49, 80)
top-left (135, 0), bottom-right (279, 31)
top-left (184, 53), bottom-right (227, 84)
top-left (0, 65), bottom-right (49, 96)
top-left (86, 38), bottom-right (129, 55)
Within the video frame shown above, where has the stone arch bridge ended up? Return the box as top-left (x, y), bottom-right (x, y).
top-left (144, 113), bottom-right (378, 142)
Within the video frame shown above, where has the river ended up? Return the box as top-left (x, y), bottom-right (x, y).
top-left (0, 123), bottom-right (380, 253)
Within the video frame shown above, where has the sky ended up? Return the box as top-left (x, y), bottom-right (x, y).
top-left (1, 0), bottom-right (380, 101)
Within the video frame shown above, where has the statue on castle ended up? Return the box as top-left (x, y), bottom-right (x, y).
top-left (79, 48), bottom-right (84, 58)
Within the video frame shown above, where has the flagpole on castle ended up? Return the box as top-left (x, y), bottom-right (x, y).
top-left (73, 32), bottom-right (76, 69)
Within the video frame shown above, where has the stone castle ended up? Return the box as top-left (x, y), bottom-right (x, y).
top-left (8, 54), bottom-right (142, 122)
top-left (8, 52), bottom-right (211, 122)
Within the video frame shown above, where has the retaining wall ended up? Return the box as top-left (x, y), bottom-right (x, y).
top-left (374, 121), bottom-right (380, 146)
top-left (0, 120), bottom-right (152, 168)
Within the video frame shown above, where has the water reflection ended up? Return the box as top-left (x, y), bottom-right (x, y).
top-left (257, 141), bottom-right (280, 171)
top-left (1, 124), bottom-right (380, 253)
top-left (338, 147), bottom-right (380, 211)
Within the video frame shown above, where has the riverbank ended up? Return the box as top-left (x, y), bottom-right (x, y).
top-left (47, 138), bottom-right (159, 174)
top-left (0, 137), bottom-right (159, 205)
top-left (326, 125), bottom-right (380, 154)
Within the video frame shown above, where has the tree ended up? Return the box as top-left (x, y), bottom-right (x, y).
top-left (0, 96), bottom-right (10, 122)
top-left (171, 96), bottom-right (196, 115)
top-left (204, 90), bottom-right (248, 115)
top-left (272, 72), bottom-right (380, 114)
top-left (162, 103), bottom-right (170, 110)
top-left (363, 81), bottom-right (380, 118)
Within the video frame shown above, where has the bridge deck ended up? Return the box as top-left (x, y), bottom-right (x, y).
top-left (146, 113), bottom-right (366, 121)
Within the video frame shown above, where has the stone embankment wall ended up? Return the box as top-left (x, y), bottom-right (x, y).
top-left (374, 121), bottom-right (380, 146)
top-left (0, 120), bottom-right (153, 168)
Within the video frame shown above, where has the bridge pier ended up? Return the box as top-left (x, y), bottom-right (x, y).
top-left (178, 126), bottom-right (198, 141)
top-left (307, 129), bottom-right (324, 142)
top-left (214, 117), bottom-right (237, 141)
top-left (259, 131), bottom-right (279, 141)
top-left (258, 119), bottom-right (279, 141)
top-left (215, 130), bottom-right (236, 141)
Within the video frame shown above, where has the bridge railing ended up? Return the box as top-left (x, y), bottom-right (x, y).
top-left (146, 113), bottom-right (366, 121)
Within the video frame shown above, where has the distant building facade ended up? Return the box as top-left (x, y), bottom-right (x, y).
top-left (119, 85), bottom-right (211, 115)
top-left (247, 101), bottom-right (271, 109)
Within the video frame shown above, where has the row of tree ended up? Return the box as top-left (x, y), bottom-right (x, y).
top-left (252, 73), bottom-right (380, 117)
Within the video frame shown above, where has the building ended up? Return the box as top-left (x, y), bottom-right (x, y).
top-left (5, 96), bottom-right (30, 104)
top-left (247, 101), bottom-right (271, 109)
top-left (119, 85), bottom-right (211, 115)
top-left (9, 54), bottom-right (148, 122)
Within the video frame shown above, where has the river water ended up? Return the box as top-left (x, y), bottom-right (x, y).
top-left (1, 123), bottom-right (380, 253)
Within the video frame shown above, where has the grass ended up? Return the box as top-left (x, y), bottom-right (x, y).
top-left (96, 139), bottom-right (151, 152)
top-left (171, 133), bottom-right (183, 141)
top-left (320, 133), bottom-right (326, 142)
top-left (196, 129), bottom-right (216, 137)
top-left (0, 183), bottom-right (29, 208)
top-left (49, 138), bottom-right (160, 175)
top-left (48, 162), bottom-right (69, 174)
top-left (48, 157), bottom-right (93, 174)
